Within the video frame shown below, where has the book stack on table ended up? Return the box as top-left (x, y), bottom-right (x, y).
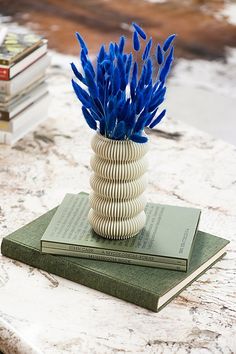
top-left (0, 29), bottom-right (50, 145)
top-left (1, 192), bottom-right (229, 312)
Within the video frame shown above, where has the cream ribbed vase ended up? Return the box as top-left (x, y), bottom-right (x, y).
top-left (88, 132), bottom-right (149, 239)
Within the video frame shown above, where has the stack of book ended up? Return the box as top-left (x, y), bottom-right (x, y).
top-left (1, 192), bottom-right (229, 312)
top-left (0, 29), bottom-right (50, 145)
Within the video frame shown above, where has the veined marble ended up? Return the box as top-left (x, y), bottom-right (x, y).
top-left (0, 52), bottom-right (235, 354)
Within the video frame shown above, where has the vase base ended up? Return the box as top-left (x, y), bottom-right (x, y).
top-left (88, 209), bottom-right (146, 240)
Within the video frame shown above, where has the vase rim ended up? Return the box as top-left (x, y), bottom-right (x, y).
top-left (95, 131), bottom-right (148, 145)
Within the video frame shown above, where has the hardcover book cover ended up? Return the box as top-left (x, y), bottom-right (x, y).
top-left (41, 193), bottom-right (201, 271)
top-left (1, 206), bottom-right (229, 312)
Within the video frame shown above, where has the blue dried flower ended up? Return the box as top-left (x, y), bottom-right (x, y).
top-left (160, 47), bottom-right (174, 82)
top-left (163, 34), bottom-right (176, 52)
top-left (119, 36), bottom-right (126, 53)
top-left (113, 120), bottom-right (126, 139)
top-left (145, 59), bottom-right (152, 85)
top-left (112, 67), bottom-right (120, 95)
top-left (130, 133), bottom-right (148, 143)
top-left (132, 23), bottom-right (147, 40)
top-left (82, 106), bottom-right (97, 130)
top-left (71, 79), bottom-right (91, 108)
top-left (149, 109), bottom-right (166, 128)
top-left (142, 38), bottom-right (152, 61)
top-left (75, 32), bottom-right (88, 55)
top-left (84, 64), bottom-right (98, 98)
top-left (71, 25), bottom-right (176, 143)
top-left (156, 44), bottom-right (163, 65)
top-left (133, 31), bottom-right (140, 51)
top-left (70, 62), bottom-right (87, 85)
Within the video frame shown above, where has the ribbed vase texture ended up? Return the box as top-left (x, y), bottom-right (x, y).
top-left (88, 132), bottom-right (149, 239)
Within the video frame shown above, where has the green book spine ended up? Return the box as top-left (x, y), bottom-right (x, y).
top-left (41, 247), bottom-right (186, 271)
top-left (1, 236), bottom-right (158, 311)
top-left (42, 242), bottom-right (186, 267)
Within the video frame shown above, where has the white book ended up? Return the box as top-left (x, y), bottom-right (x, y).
top-left (0, 41), bottom-right (48, 80)
top-left (0, 76), bottom-right (46, 105)
top-left (0, 90), bottom-right (49, 132)
top-left (0, 54), bottom-right (50, 97)
top-left (0, 93), bottom-right (50, 145)
top-left (0, 81), bottom-right (48, 120)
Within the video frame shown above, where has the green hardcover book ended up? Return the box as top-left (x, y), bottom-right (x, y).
top-left (1, 206), bottom-right (228, 312)
top-left (41, 193), bottom-right (201, 271)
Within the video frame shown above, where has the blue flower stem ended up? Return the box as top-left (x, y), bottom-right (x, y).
top-left (156, 44), bottom-right (166, 80)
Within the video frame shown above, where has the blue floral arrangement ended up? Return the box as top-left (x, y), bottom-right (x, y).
top-left (71, 23), bottom-right (175, 143)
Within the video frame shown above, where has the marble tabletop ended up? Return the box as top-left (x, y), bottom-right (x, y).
top-left (0, 53), bottom-right (236, 354)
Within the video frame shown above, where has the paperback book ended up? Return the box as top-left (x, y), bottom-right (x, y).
top-left (41, 193), bottom-right (201, 271)
top-left (0, 41), bottom-right (47, 81)
top-left (0, 93), bottom-right (50, 144)
top-left (0, 54), bottom-right (50, 98)
top-left (0, 28), bottom-right (50, 145)
top-left (1, 206), bottom-right (229, 312)
top-left (0, 92), bottom-right (49, 132)
top-left (0, 31), bottom-right (43, 65)
top-left (0, 81), bottom-right (47, 121)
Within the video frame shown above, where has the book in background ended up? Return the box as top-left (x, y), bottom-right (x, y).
top-left (41, 192), bottom-right (201, 271)
top-left (0, 28), bottom-right (50, 145)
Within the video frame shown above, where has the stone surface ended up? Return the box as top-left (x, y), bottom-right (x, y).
top-left (0, 53), bottom-right (236, 354)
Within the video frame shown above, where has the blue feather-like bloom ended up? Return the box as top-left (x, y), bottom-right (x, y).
top-left (125, 54), bottom-right (133, 81)
top-left (160, 47), bottom-right (174, 82)
top-left (132, 23), bottom-right (147, 40)
top-left (80, 49), bottom-right (87, 68)
top-left (142, 38), bottom-right (152, 61)
top-left (76, 32), bottom-right (88, 55)
top-left (117, 55), bottom-right (126, 91)
top-left (149, 109), bottom-right (166, 128)
top-left (72, 79), bottom-right (91, 108)
top-left (84, 65), bottom-right (98, 98)
top-left (119, 98), bottom-right (130, 122)
top-left (107, 110), bottom-right (116, 135)
top-left (97, 45), bottom-right (105, 63)
top-left (82, 106), bottom-right (97, 130)
top-left (109, 42), bottom-right (115, 61)
top-left (71, 24), bottom-right (176, 143)
top-left (130, 62), bottom-right (138, 100)
top-left (133, 31), bottom-right (140, 51)
top-left (70, 62), bottom-right (87, 85)
top-left (119, 36), bottom-right (125, 53)
top-left (112, 67), bottom-right (121, 95)
top-left (137, 66), bottom-right (146, 91)
top-left (112, 120), bottom-right (126, 139)
top-left (145, 59), bottom-right (152, 85)
top-left (126, 106), bottom-right (136, 131)
top-left (156, 44), bottom-right (163, 65)
top-left (134, 108), bottom-right (149, 132)
top-left (130, 133), bottom-right (148, 143)
top-left (145, 108), bottom-right (158, 127)
top-left (163, 34), bottom-right (176, 52)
